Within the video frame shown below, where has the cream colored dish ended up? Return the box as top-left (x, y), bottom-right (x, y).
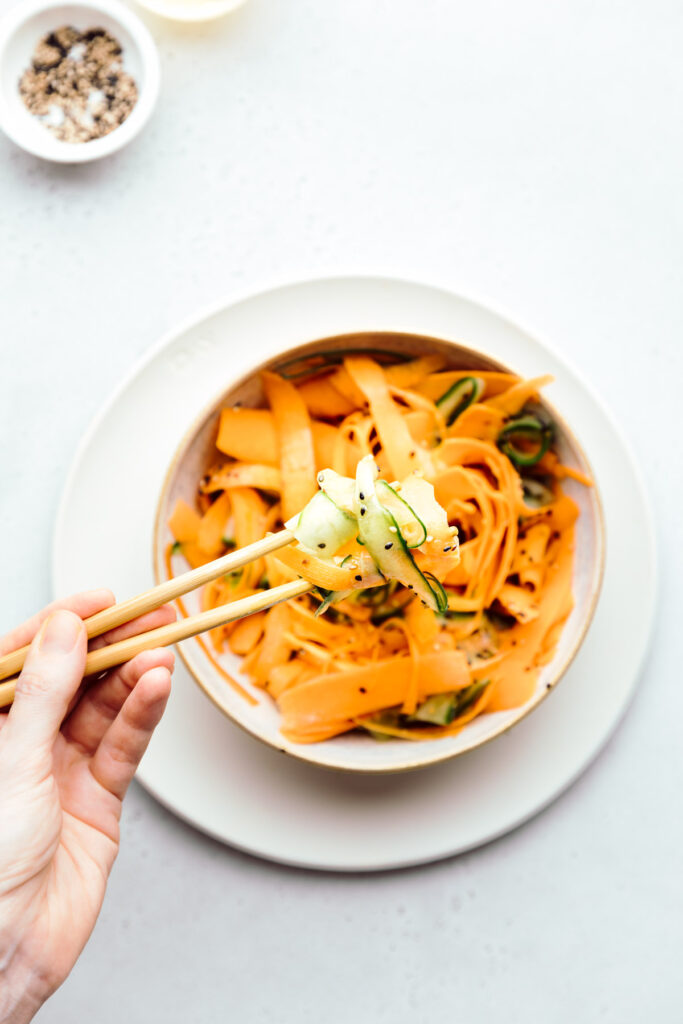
top-left (153, 330), bottom-right (605, 774)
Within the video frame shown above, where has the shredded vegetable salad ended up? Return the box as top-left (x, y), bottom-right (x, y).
top-left (166, 352), bottom-right (590, 743)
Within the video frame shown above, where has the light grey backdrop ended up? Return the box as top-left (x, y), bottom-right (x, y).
top-left (1, 1), bottom-right (681, 1021)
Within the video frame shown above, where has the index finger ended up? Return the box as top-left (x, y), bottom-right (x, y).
top-left (0, 590), bottom-right (115, 657)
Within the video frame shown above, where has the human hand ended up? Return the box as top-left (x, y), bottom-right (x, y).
top-left (0, 591), bottom-right (175, 1024)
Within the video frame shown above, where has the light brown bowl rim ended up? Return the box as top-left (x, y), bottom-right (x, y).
top-left (153, 330), bottom-right (606, 774)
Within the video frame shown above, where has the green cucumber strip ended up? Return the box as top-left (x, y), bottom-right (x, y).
top-left (315, 588), bottom-right (353, 617)
top-left (316, 469), bottom-right (356, 514)
top-left (358, 710), bottom-right (403, 733)
top-left (360, 728), bottom-right (395, 742)
top-left (438, 610), bottom-right (475, 623)
top-left (354, 457), bottom-right (445, 613)
top-left (452, 679), bottom-right (491, 716)
top-left (422, 572), bottom-right (448, 614)
top-left (376, 480), bottom-right (426, 548)
top-left (366, 583), bottom-right (413, 623)
top-left (410, 693), bottom-right (457, 725)
top-left (353, 583), bottom-right (391, 607)
top-left (170, 540), bottom-right (182, 554)
top-left (411, 680), bottom-right (491, 726)
top-left (498, 414), bottom-right (553, 467)
top-left (436, 376), bottom-right (485, 426)
top-left (358, 680), bottom-right (492, 740)
top-left (397, 476), bottom-right (454, 547)
top-left (521, 476), bottom-right (554, 507)
top-left (287, 490), bottom-right (357, 554)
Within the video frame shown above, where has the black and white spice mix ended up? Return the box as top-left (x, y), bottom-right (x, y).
top-left (19, 26), bottom-right (138, 144)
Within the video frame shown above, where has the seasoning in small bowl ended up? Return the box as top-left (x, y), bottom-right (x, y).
top-left (0, 0), bottom-right (160, 163)
top-left (19, 25), bottom-right (137, 143)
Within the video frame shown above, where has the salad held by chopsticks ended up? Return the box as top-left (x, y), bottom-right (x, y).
top-left (166, 352), bottom-right (590, 743)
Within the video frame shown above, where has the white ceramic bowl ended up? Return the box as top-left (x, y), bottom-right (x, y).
top-left (132, 0), bottom-right (247, 24)
top-left (154, 330), bottom-right (606, 774)
top-left (0, 0), bottom-right (159, 162)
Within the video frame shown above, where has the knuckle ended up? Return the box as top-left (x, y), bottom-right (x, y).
top-left (91, 689), bottom-right (123, 719)
top-left (107, 744), bottom-right (135, 769)
top-left (16, 669), bottom-right (50, 698)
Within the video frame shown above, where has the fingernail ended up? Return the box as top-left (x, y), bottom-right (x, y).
top-left (39, 611), bottom-right (82, 654)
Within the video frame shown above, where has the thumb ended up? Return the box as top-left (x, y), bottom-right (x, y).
top-left (5, 610), bottom-right (87, 754)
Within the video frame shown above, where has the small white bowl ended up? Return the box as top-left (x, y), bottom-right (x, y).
top-left (0, 0), bottom-right (160, 162)
top-left (133, 0), bottom-right (247, 24)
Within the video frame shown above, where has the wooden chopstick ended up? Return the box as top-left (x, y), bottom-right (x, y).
top-left (0, 528), bottom-right (295, 685)
top-left (0, 577), bottom-right (313, 709)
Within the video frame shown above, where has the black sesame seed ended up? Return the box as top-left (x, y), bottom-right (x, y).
top-left (355, 575), bottom-right (362, 582)
top-left (318, 543), bottom-right (326, 549)
top-left (384, 542), bottom-right (393, 550)
top-left (359, 686), bottom-right (367, 694)
top-left (360, 507), bottom-right (366, 516)
top-left (359, 492), bottom-right (365, 500)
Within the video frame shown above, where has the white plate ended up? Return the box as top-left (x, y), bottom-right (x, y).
top-left (53, 276), bottom-right (656, 871)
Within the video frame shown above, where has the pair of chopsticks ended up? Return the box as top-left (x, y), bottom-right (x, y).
top-left (0, 529), bottom-right (313, 709)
